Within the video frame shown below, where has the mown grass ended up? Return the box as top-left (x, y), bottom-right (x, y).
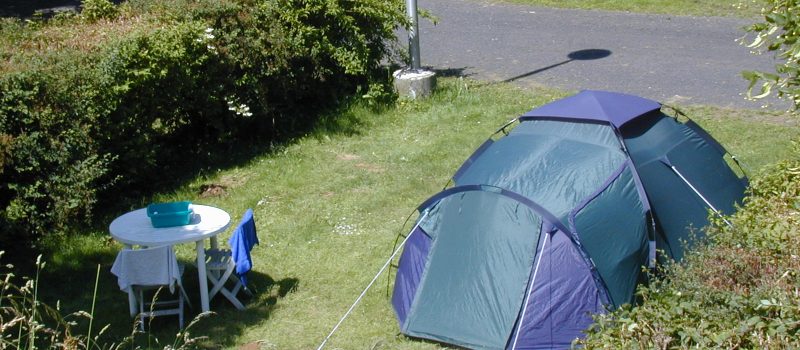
top-left (33, 78), bottom-right (799, 349)
top-left (501, 0), bottom-right (763, 18)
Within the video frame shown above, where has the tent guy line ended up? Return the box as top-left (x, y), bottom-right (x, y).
top-left (316, 210), bottom-right (430, 350)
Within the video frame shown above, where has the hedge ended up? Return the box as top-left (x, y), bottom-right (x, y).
top-left (0, 0), bottom-right (406, 248)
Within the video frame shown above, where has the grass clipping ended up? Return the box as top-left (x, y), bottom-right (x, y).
top-left (578, 143), bottom-right (800, 349)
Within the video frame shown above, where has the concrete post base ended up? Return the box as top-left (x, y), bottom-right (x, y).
top-left (393, 68), bottom-right (437, 100)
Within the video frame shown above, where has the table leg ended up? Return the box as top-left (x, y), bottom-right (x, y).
top-left (207, 237), bottom-right (220, 282)
top-left (123, 244), bottom-right (137, 317)
top-left (196, 240), bottom-right (210, 312)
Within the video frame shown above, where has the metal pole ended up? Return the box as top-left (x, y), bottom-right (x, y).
top-left (511, 232), bottom-right (550, 350)
top-left (669, 165), bottom-right (734, 227)
top-left (406, 0), bottom-right (421, 70)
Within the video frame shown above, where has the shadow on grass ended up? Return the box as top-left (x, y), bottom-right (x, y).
top-left (310, 100), bottom-right (372, 138)
top-left (30, 247), bottom-right (299, 348)
top-left (27, 246), bottom-right (139, 344)
top-left (180, 271), bottom-right (300, 348)
top-left (90, 89), bottom-right (379, 237)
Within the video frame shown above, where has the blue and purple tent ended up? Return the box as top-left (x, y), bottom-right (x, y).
top-left (391, 90), bottom-right (747, 349)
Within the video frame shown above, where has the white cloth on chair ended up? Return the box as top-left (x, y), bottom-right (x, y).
top-left (111, 246), bottom-right (181, 294)
top-left (110, 245), bottom-right (187, 329)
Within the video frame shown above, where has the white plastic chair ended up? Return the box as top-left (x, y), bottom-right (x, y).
top-left (111, 245), bottom-right (189, 330)
top-left (205, 208), bottom-right (258, 310)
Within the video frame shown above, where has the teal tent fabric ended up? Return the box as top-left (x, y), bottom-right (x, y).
top-left (455, 120), bottom-right (627, 223)
top-left (571, 166), bottom-right (648, 306)
top-left (403, 190), bottom-right (543, 349)
top-left (391, 90), bottom-right (747, 350)
top-left (510, 119), bottom-right (620, 149)
top-left (621, 112), bottom-right (746, 261)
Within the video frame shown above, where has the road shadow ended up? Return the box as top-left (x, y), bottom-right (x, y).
top-left (432, 49), bottom-right (612, 88)
top-left (435, 67), bottom-right (473, 78)
top-left (1, 0), bottom-right (80, 18)
top-left (503, 49), bottom-right (612, 83)
top-left (0, 0), bottom-right (125, 18)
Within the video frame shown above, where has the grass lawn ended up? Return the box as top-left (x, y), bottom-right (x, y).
top-left (31, 78), bottom-right (798, 349)
top-left (499, 0), bottom-right (763, 18)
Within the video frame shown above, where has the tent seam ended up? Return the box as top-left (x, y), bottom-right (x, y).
top-left (510, 224), bottom-right (551, 350)
top-left (566, 161), bottom-right (631, 307)
top-left (417, 185), bottom-right (570, 234)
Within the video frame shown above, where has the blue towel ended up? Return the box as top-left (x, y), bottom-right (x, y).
top-left (228, 209), bottom-right (258, 286)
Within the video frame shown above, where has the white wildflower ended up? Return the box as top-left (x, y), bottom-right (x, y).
top-left (334, 216), bottom-right (361, 235)
top-left (226, 98), bottom-right (254, 117)
top-left (199, 28), bottom-right (217, 53)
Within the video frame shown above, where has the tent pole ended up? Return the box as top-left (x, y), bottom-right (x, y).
top-left (647, 212), bottom-right (658, 268)
top-left (668, 165), bottom-right (734, 227)
top-left (316, 210), bottom-right (430, 350)
top-left (511, 231), bottom-right (550, 349)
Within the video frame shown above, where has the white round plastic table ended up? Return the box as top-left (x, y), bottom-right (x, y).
top-left (109, 204), bottom-right (231, 314)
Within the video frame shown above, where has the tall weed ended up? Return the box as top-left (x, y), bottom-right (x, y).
top-left (0, 250), bottom-right (210, 349)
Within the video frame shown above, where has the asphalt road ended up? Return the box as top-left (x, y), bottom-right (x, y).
top-left (410, 0), bottom-right (785, 109)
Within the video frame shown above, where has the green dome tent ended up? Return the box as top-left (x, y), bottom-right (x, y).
top-left (391, 90), bottom-right (748, 349)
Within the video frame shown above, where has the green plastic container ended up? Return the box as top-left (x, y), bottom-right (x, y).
top-left (147, 201), bottom-right (193, 228)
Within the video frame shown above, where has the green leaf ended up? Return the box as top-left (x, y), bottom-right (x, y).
top-left (747, 315), bottom-right (763, 326)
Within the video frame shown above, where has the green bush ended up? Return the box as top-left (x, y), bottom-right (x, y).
top-left (0, 0), bottom-right (406, 247)
top-left (603, 5), bottom-right (800, 345)
top-left (578, 145), bottom-right (800, 349)
top-left (0, 52), bottom-right (112, 248)
top-left (81, 0), bottom-right (119, 22)
top-left (742, 0), bottom-right (800, 110)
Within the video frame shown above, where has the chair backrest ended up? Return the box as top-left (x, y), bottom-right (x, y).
top-left (228, 209), bottom-right (258, 285)
top-left (111, 245), bottom-right (181, 293)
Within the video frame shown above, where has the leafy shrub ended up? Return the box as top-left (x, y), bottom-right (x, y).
top-left (742, 0), bottom-right (800, 110)
top-left (0, 54), bottom-right (113, 248)
top-left (613, 5), bottom-right (800, 345)
top-left (81, 0), bottom-right (119, 23)
top-left (578, 145), bottom-right (800, 349)
top-left (0, 0), bottom-right (406, 246)
top-left (481, 3), bottom-right (800, 340)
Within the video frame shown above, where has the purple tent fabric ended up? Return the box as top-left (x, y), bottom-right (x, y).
top-left (391, 226), bottom-right (432, 327)
top-left (521, 90), bottom-right (661, 128)
top-left (390, 89), bottom-right (744, 349)
top-left (507, 230), bottom-right (605, 349)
